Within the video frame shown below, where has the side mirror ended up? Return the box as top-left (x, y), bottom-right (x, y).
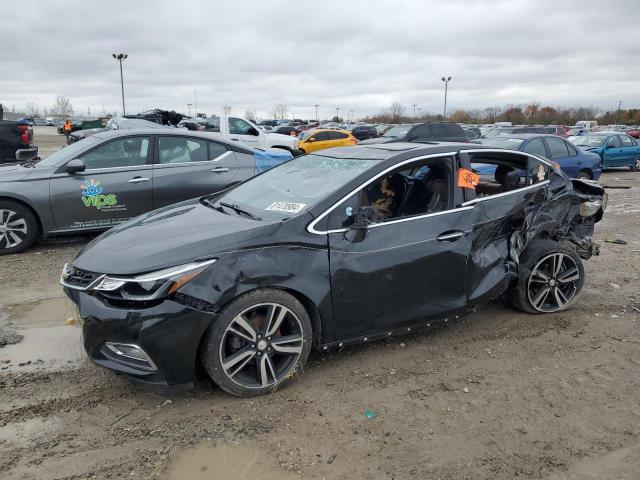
top-left (66, 159), bottom-right (86, 174)
top-left (247, 127), bottom-right (259, 136)
top-left (308, 137), bottom-right (316, 142)
top-left (344, 206), bottom-right (380, 242)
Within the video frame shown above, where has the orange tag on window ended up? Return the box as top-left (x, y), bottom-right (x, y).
top-left (457, 168), bottom-right (479, 189)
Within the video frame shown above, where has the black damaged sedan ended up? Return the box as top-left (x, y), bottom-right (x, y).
top-left (61, 143), bottom-right (606, 397)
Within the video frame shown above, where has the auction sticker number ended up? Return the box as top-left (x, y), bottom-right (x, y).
top-left (266, 201), bottom-right (307, 213)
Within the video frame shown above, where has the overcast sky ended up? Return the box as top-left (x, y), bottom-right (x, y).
top-left (2, 0), bottom-right (639, 120)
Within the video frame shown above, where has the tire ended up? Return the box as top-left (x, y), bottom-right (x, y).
top-left (298, 148), bottom-right (305, 155)
top-left (576, 170), bottom-right (591, 180)
top-left (0, 200), bottom-right (38, 255)
top-left (509, 239), bottom-right (584, 314)
top-left (200, 288), bottom-right (312, 397)
top-left (631, 156), bottom-right (640, 172)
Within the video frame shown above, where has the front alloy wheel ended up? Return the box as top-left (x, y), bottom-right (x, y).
top-left (527, 253), bottom-right (580, 312)
top-left (201, 289), bottom-right (312, 397)
top-left (0, 202), bottom-right (38, 254)
top-left (631, 155), bottom-right (640, 172)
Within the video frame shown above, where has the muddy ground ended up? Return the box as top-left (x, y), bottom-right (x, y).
top-left (1, 129), bottom-right (639, 479)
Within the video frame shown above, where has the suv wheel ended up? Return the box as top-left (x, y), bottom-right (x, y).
top-left (509, 239), bottom-right (584, 314)
top-left (0, 201), bottom-right (38, 255)
top-left (201, 288), bottom-right (312, 397)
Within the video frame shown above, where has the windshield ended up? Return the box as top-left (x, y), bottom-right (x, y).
top-left (572, 135), bottom-right (606, 147)
top-left (36, 136), bottom-right (101, 167)
top-left (218, 154), bottom-right (376, 219)
top-left (382, 125), bottom-right (412, 138)
top-left (481, 137), bottom-right (524, 149)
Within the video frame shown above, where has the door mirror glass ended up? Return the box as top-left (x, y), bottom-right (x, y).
top-left (66, 159), bottom-right (86, 174)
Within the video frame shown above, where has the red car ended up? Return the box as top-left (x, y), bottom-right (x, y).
top-left (626, 128), bottom-right (640, 139)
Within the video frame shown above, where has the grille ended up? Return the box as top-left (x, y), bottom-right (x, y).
top-left (63, 266), bottom-right (102, 289)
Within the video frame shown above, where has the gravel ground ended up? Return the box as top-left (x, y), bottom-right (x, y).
top-left (0, 156), bottom-right (639, 479)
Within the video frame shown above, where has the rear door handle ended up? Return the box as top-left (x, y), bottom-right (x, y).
top-left (210, 167), bottom-right (230, 173)
top-left (128, 177), bottom-right (150, 184)
top-left (437, 230), bottom-right (465, 242)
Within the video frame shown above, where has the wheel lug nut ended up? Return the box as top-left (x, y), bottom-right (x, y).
top-left (257, 335), bottom-right (262, 339)
top-left (257, 352), bottom-right (262, 356)
top-left (251, 344), bottom-right (256, 349)
top-left (267, 336), bottom-right (271, 341)
top-left (267, 347), bottom-right (272, 352)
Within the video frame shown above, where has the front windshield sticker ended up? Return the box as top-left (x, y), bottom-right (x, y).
top-left (81, 179), bottom-right (126, 212)
top-left (266, 201), bottom-right (307, 213)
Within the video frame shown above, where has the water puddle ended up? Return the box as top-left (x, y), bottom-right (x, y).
top-left (163, 442), bottom-right (299, 480)
top-left (0, 296), bottom-right (83, 372)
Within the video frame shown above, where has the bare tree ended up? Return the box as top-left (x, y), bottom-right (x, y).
top-left (271, 104), bottom-right (289, 120)
top-left (245, 110), bottom-right (256, 122)
top-left (389, 102), bottom-right (405, 122)
top-left (25, 102), bottom-right (40, 117)
top-left (51, 96), bottom-right (73, 116)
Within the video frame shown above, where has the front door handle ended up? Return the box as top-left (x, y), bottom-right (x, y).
top-left (210, 167), bottom-right (230, 173)
top-left (128, 177), bottom-right (150, 184)
top-left (437, 230), bottom-right (465, 242)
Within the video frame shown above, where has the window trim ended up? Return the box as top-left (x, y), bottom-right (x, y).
top-left (307, 152), bottom-right (458, 235)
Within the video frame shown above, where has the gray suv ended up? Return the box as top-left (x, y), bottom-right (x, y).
top-left (0, 129), bottom-right (286, 254)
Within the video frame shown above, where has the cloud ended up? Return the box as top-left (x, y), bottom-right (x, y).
top-left (1, 0), bottom-right (638, 119)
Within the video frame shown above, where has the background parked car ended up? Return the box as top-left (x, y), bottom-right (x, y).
top-left (272, 126), bottom-right (300, 136)
top-left (0, 120), bottom-right (37, 163)
top-left (351, 125), bottom-right (378, 141)
top-left (572, 132), bottom-right (640, 171)
top-left (482, 126), bottom-right (549, 139)
top-left (360, 122), bottom-right (468, 145)
top-left (481, 134), bottom-right (601, 179)
top-left (0, 129), bottom-right (292, 254)
top-left (545, 125), bottom-right (569, 138)
top-left (626, 127), bottom-right (640, 139)
top-left (298, 128), bottom-right (358, 153)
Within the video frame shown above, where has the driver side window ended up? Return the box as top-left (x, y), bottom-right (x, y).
top-left (228, 117), bottom-right (255, 135)
top-left (327, 156), bottom-right (453, 229)
top-left (80, 136), bottom-right (150, 169)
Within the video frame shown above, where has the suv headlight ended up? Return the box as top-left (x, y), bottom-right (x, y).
top-left (92, 259), bottom-right (216, 301)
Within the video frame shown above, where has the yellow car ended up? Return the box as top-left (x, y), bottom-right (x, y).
top-left (298, 129), bottom-right (358, 154)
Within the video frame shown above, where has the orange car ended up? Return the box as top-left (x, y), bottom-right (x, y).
top-left (298, 128), bottom-right (358, 154)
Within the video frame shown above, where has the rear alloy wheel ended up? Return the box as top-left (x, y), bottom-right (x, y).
top-left (631, 155), bottom-right (640, 172)
top-left (509, 239), bottom-right (584, 314)
top-left (201, 289), bottom-right (312, 397)
top-left (0, 201), bottom-right (38, 255)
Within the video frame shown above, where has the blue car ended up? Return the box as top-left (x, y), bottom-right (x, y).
top-left (572, 132), bottom-right (640, 171)
top-left (481, 134), bottom-right (602, 180)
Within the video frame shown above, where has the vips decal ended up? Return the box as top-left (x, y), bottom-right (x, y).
top-left (80, 179), bottom-right (125, 211)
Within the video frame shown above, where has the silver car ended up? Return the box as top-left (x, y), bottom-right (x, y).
top-left (0, 129), bottom-right (290, 254)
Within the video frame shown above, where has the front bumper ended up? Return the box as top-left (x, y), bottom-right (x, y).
top-left (64, 287), bottom-right (216, 389)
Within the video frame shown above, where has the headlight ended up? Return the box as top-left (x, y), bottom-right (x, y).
top-left (93, 259), bottom-right (216, 301)
top-left (579, 199), bottom-right (602, 217)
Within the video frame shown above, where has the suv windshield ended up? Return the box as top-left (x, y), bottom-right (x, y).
top-left (218, 154), bottom-right (376, 219)
top-left (383, 125), bottom-right (412, 138)
top-left (573, 135), bottom-right (606, 147)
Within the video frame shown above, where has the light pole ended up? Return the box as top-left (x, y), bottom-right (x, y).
top-left (336, 107), bottom-right (340, 121)
top-left (412, 104), bottom-right (417, 118)
top-left (112, 53), bottom-right (128, 115)
top-left (614, 100), bottom-right (622, 125)
top-left (441, 76), bottom-right (452, 119)
top-left (187, 103), bottom-right (192, 117)
top-left (314, 104), bottom-right (319, 122)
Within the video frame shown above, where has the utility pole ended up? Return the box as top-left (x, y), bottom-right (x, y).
top-left (336, 107), bottom-right (340, 121)
top-left (187, 103), bottom-right (192, 117)
top-left (412, 104), bottom-right (417, 118)
top-left (112, 53), bottom-right (128, 115)
top-left (441, 76), bottom-right (452, 119)
top-left (194, 86), bottom-right (198, 118)
top-left (614, 100), bottom-right (622, 125)
top-left (314, 104), bottom-right (319, 121)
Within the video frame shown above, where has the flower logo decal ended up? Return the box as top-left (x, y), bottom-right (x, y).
top-left (81, 179), bottom-right (103, 197)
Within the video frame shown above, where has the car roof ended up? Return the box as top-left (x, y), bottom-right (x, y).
top-left (89, 128), bottom-right (253, 152)
top-left (317, 142), bottom-right (494, 160)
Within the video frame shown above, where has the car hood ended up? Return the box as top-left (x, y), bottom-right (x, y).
top-left (72, 199), bottom-right (282, 275)
top-left (0, 163), bottom-right (33, 181)
top-left (266, 132), bottom-right (296, 143)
